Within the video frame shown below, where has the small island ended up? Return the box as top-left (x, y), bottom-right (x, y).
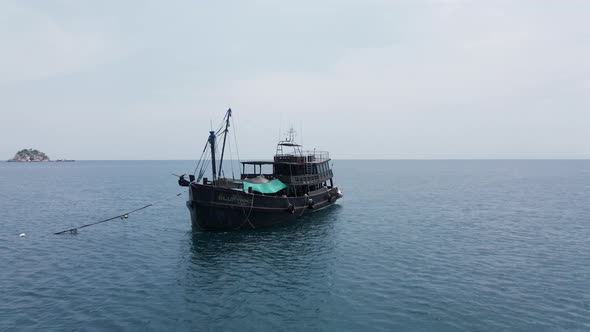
top-left (8, 149), bottom-right (51, 162)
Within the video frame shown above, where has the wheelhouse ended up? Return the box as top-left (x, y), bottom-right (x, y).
top-left (241, 128), bottom-right (335, 197)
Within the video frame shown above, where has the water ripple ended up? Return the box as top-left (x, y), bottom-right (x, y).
top-left (1, 161), bottom-right (590, 330)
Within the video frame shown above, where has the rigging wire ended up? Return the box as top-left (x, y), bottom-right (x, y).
top-left (198, 154), bottom-right (211, 183)
top-left (231, 116), bottom-right (241, 167)
top-left (227, 130), bottom-right (236, 180)
top-left (214, 138), bottom-right (222, 179)
top-left (192, 141), bottom-right (210, 178)
top-left (212, 112), bottom-right (226, 136)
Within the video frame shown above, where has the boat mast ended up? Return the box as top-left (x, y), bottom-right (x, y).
top-left (218, 108), bottom-right (232, 179)
top-left (208, 130), bottom-right (217, 183)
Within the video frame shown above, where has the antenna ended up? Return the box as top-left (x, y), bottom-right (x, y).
top-left (279, 113), bottom-right (282, 142)
top-left (287, 127), bottom-right (296, 142)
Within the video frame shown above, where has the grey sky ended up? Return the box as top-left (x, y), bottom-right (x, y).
top-left (1, 0), bottom-right (589, 160)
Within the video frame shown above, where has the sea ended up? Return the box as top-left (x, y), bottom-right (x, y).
top-left (1, 160), bottom-right (589, 331)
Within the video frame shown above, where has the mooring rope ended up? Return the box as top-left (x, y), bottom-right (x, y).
top-left (54, 191), bottom-right (185, 235)
top-left (236, 193), bottom-right (256, 230)
top-left (245, 194), bottom-right (256, 229)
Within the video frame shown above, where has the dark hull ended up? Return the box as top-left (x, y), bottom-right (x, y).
top-left (187, 183), bottom-right (342, 230)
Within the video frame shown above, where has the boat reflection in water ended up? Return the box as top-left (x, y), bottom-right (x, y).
top-left (178, 206), bottom-right (343, 328)
top-left (188, 204), bottom-right (342, 263)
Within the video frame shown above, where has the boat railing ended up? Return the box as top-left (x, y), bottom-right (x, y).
top-left (274, 150), bottom-right (330, 163)
top-left (276, 170), bottom-right (333, 186)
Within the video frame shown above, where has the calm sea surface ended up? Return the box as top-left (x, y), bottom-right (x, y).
top-left (1, 160), bottom-right (589, 331)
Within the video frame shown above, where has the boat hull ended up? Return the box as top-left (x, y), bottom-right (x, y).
top-left (187, 183), bottom-right (342, 230)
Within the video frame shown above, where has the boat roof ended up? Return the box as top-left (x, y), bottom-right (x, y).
top-left (278, 142), bottom-right (302, 147)
top-left (241, 159), bottom-right (330, 165)
top-left (241, 161), bottom-right (275, 165)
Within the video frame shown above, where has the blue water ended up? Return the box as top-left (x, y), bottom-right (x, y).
top-left (1, 160), bottom-right (589, 331)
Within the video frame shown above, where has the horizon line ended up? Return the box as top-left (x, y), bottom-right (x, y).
top-left (5, 158), bottom-right (590, 162)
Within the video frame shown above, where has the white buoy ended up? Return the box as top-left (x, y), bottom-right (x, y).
top-left (19, 233), bottom-right (26, 237)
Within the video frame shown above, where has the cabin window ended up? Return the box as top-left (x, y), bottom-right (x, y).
top-left (274, 164), bottom-right (288, 175)
top-left (292, 165), bottom-right (304, 175)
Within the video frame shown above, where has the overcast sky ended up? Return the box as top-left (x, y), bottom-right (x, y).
top-left (1, 0), bottom-right (589, 160)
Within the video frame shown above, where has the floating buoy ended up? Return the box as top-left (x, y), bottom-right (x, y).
top-left (19, 233), bottom-right (26, 237)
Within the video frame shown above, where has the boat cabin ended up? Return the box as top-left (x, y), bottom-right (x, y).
top-left (241, 129), bottom-right (334, 197)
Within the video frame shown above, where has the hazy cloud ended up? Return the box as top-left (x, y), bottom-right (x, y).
top-left (0, 2), bottom-right (127, 84)
top-left (1, 0), bottom-right (589, 159)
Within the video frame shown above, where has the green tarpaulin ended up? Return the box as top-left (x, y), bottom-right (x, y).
top-left (243, 178), bottom-right (288, 194)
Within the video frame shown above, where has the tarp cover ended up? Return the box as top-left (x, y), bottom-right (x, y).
top-left (243, 178), bottom-right (288, 194)
top-left (243, 175), bottom-right (270, 184)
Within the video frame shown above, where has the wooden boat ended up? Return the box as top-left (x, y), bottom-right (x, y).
top-left (178, 109), bottom-right (343, 230)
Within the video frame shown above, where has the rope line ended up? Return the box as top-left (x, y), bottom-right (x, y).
top-left (192, 141), bottom-right (209, 178)
top-left (54, 191), bottom-right (185, 235)
top-left (236, 193), bottom-right (256, 230)
top-left (231, 116), bottom-right (241, 166)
